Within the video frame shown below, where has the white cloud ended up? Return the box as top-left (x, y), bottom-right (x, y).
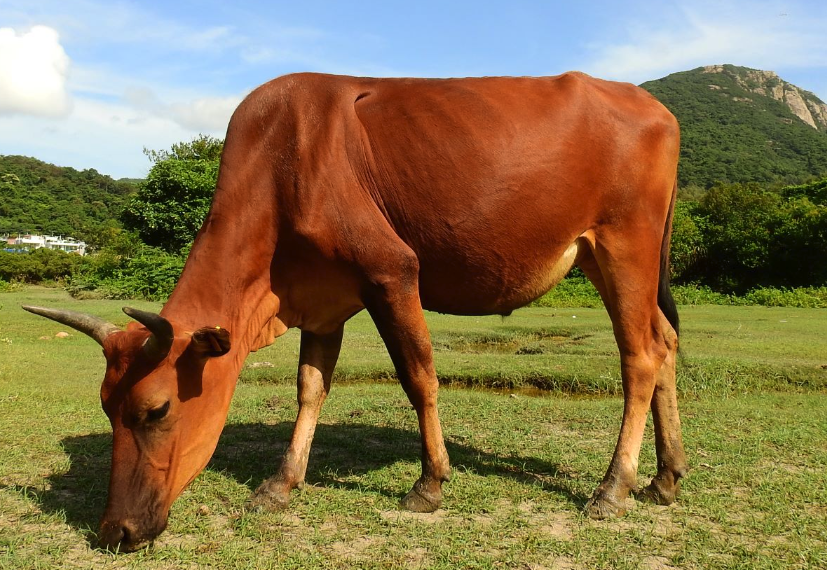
top-left (0, 96), bottom-right (205, 178)
top-left (168, 95), bottom-right (243, 132)
top-left (0, 25), bottom-right (71, 117)
top-left (582, 2), bottom-right (827, 85)
top-left (124, 86), bottom-right (244, 133)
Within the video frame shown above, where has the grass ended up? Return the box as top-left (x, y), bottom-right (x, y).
top-left (1, 287), bottom-right (826, 569)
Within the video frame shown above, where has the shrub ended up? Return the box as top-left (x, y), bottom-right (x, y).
top-left (69, 235), bottom-right (185, 301)
top-left (531, 276), bottom-right (602, 308)
top-left (676, 179), bottom-right (827, 292)
top-left (671, 284), bottom-right (734, 306)
top-left (0, 248), bottom-right (86, 283)
top-left (0, 278), bottom-right (22, 292)
top-left (670, 201), bottom-right (705, 282)
top-left (741, 286), bottom-right (827, 308)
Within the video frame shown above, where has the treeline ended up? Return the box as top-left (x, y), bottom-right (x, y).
top-left (0, 237), bottom-right (185, 301)
top-left (670, 178), bottom-right (827, 292)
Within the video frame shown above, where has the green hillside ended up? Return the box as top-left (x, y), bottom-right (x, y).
top-left (0, 155), bottom-right (136, 247)
top-left (641, 64), bottom-right (827, 188)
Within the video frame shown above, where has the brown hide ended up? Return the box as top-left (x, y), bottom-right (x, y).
top-left (29, 72), bottom-right (686, 551)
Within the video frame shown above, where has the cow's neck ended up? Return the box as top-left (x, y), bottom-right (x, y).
top-left (161, 187), bottom-right (285, 366)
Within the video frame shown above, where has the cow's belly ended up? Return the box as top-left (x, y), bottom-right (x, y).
top-left (416, 239), bottom-right (584, 316)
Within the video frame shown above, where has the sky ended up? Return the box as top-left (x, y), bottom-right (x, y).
top-left (1, 0), bottom-right (826, 180)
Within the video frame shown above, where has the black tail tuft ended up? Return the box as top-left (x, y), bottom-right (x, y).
top-left (658, 179), bottom-right (680, 337)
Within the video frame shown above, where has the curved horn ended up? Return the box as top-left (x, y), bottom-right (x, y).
top-left (123, 307), bottom-right (174, 360)
top-left (22, 305), bottom-right (120, 347)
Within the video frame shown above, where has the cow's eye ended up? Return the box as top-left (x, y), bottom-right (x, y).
top-left (146, 401), bottom-right (170, 422)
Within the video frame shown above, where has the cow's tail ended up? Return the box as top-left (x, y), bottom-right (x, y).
top-left (657, 178), bottom-right (680, 337)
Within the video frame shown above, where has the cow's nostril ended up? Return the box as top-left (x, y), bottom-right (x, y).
top-left (119, 524), bottom-right (132, 547)
top-left (98, 521), bottom-right (126, 551)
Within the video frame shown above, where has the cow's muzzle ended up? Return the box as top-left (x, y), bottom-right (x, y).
top-left (98, 518), bottom-right (165, 552)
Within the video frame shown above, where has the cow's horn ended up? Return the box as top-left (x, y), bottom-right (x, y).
top-left (123, 307), bottom-right (174, 360)
top-left (22, 305), bottom-right (120, 346)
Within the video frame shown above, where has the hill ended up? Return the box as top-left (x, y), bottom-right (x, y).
top-left (0, 155), bottom-right (137, 247)
top-left (641, 64), bottom-right (827, 188)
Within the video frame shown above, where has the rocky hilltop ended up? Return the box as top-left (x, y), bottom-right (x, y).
top-left (642, 65), bottom-right (827, 187)
top-left (702, 64), bottom-right (827, 131)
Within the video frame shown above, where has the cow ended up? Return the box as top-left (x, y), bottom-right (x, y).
top-left (24, 71), bottom-right (687, 551)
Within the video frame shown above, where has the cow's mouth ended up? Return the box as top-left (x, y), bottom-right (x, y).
top-left (98, 519), bottom-right (164, 553)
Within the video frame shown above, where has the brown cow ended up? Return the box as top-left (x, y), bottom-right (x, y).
top-left (24, 71), bottom-right (686, 551)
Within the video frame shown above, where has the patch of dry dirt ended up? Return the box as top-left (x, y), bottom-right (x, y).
top-left (403, 546), bottom-right (430, 569)
top-left (517, 501), bottom-right (576, 541)
top-left (644, 555), bottom-right (677, 569)
top-left (527, 556), bottom-right (578, 569)
top-left (329, 535), bottom-right (386, 561)
top-left (379, 509), bottom-right (447, 524)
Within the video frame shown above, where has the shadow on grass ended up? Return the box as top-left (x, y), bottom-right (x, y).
top-left (27, 421), bottom-right (586, 539)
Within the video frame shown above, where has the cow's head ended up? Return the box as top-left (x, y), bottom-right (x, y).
top-left (23, 305), bottom-right (233, 552)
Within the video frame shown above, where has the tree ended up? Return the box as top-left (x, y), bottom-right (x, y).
top-left (122, 136), bottom-right (223, 253)
top-left (683, 180), bottom-right (827, 291)
top-left (143, 134), bottom-right (224, 164)
top-left (669, 201), bottom-right (705, 282)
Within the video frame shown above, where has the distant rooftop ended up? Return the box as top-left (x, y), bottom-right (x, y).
top-left (3, 233), bottom-right (87, 255)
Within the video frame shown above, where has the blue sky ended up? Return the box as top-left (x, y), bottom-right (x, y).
top-left (1, 0), bottom-right (826, 179)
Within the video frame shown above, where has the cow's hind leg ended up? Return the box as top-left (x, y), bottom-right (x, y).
top-left (636, 311), bottom-right (687, 505)
top-left (248, 327), bottom-right (344, 512)
top-left (578, 238), bottom-right (671, 519)
top-left (362, 253), bottom-right (451, 513)
top-left (578, 252), bottom-right (687, 507)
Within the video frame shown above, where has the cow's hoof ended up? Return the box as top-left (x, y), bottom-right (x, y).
top-left (635, 478), bottom-right (679, 506)
top-left (400, 482), bottom-right (441, 513)
top-left (246, 481), bottom-right (291, 513)
top-left (584, 492), bottom-right (627, 520)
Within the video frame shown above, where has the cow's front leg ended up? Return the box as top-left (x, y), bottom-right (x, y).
top-left (248, 327), bottom-right (343, 512)
top-left (363, 259), bottom-right (451, 513)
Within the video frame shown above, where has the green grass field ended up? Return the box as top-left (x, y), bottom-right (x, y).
top-left (1, 287), bottom-right (826, 569)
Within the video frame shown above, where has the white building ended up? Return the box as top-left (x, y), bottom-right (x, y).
top-left (4, 234), bottom-right (87, 255)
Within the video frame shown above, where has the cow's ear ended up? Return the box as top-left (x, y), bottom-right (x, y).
top-left (190, 326), bottom-right (231, 357)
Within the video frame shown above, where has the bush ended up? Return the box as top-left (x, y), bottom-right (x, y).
top-left (0, 278), bottom-right (22, 292)
top-left (741, 287), bottom-right (827, 308)
top-left (531, 272), bottom-right (603, 308)
top-left (670, 201), bottom-right (705, 282)
top-left (782, 177), bottom-right (827, 205)
top-left (532, 278), bottom-right (827, 309)
top-left (671, 284), bottom-right (734, 306)
top-left (69, 234), bottom-right (185, 301)
top-left (0, 248), bottom-right (86, 283)
top-left (674, 179), bottom-right (827, 292)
